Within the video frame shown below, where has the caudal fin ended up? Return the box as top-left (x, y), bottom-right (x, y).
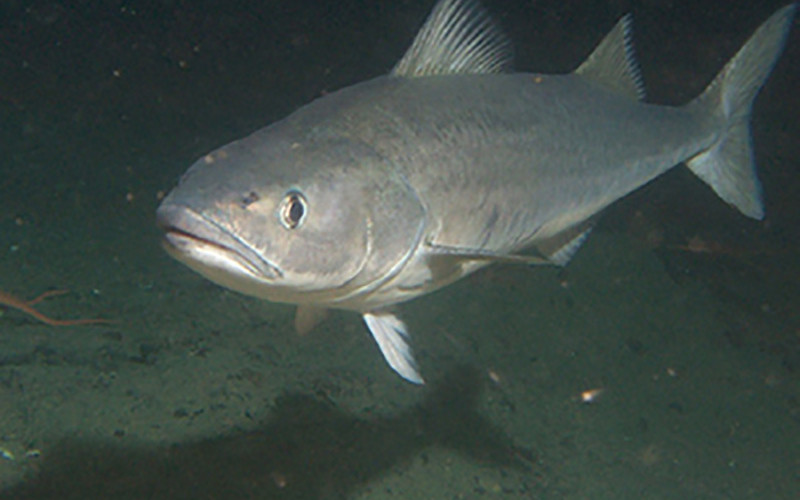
top-left (686, 4), bottom-right (796, 220)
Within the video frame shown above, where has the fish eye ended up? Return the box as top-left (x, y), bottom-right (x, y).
top-left (280, 191), bottom-right (307, 229)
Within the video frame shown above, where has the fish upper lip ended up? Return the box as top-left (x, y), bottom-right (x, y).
top-left (156, 203), bottom-right (283, 280)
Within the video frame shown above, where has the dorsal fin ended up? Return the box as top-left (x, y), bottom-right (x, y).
top-left (575, 14), bottom-right (645, 100)
top-left (392, 0), bottom-right (512, 78)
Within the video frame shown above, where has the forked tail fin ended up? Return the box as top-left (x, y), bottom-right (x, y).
top-left (686, 4), bottom-right (796, 219)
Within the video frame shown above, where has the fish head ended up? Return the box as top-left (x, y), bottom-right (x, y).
top-left (156, 126), bottom-right (426, 306)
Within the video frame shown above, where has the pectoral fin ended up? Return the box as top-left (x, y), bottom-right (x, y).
top-left (425, 243), bottom-right (551, 265)
top-left (363, 311), bottom-right (424, 384)
top-left (425, 219), bottom-right (593, 267)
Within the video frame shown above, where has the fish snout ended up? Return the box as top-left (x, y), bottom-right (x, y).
top-left (156, 202), bottom-right (283, 282)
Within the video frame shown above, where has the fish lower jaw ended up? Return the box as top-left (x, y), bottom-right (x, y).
top-left (162, 231), bottom-right (282, 282)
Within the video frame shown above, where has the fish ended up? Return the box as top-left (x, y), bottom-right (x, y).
top-left (156, 0), bottom-right (796, 384)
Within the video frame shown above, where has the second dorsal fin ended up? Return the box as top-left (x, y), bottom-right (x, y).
top-left (575, 14), bottom-right (645, 100)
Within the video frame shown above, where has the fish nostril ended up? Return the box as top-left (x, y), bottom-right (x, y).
top-left (240, 191), bottom-right (260, 208)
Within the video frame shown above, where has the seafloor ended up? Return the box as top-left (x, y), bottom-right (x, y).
top-left (0, 1), bottom-right (797, 498)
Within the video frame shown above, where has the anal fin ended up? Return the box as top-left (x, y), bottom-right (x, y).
top-left (535, 222), bottom-right (593, 266)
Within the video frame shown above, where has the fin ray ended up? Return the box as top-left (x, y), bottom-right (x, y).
top-left (575, 13), bottom-right (645, 100)
top-left (535, 223), bottom-right (594, 266)
top-left (363, 312), bottom-right (424, 384)
top-left (392, 0), bottom-right (511, 77)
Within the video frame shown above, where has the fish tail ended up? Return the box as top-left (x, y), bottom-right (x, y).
top-left (685, 4), bottom-right (796, 220)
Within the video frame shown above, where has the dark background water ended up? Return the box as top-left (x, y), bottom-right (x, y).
top-left (0, 1), bottom-right (797, 498)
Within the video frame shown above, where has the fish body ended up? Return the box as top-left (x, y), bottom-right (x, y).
top-left (157, 0), bottom-right (796, 383)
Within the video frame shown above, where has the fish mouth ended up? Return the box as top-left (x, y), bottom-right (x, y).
top-left (156, 203), bottom-right (283, 282)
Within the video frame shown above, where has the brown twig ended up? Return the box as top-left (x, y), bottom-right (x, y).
top-left (0, 289), bottom-right (112, 326)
